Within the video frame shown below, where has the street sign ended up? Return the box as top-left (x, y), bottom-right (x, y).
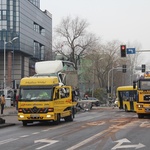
top-left (126, 48), bottom-right (136, 54)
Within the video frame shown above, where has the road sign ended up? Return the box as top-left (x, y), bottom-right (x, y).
top-left (126, 48), bottom-right (136, 54)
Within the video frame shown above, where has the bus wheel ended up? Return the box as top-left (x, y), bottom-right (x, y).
top-left (138, 114), bottom-right (144, 119)
top-left (125, 105), bottom-right (128, 112)
top-left (22, 121), bottom-right (27, 126)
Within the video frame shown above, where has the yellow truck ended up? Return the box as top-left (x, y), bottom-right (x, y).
top-left (133, 72), bottom-right (150, 118)
top-left (18, 60), bottom-right (78, 126)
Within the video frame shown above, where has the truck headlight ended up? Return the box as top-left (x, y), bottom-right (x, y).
top-left (19, 115), bottom-right (24, 118)
top-left (46, 115), bottom-right (51, 118)
top-left (137, 104), bottom-right (143, 108)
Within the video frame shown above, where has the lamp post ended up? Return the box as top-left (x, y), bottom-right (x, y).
top-left (107, 67), bottom-right (122, 98)
top-left (3, 39), bottom-right (6, 96)
top-left (11, 37), bottom-right (18, 89)
top-left (3, 37), bottom-right (18, 95)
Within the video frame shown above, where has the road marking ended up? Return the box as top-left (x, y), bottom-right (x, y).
top-left (140, 121), bottom-right (150, 128)
top-left (34, 139), bottom-right (58, 150)
top-left (112, 138), bottom-right (145, 150)
top-left (0, 138), bottom-right (18, 145)
top-left (41, 129), bottom-right (50, 132)
top-left (86, 121), bottom-right (105, 126)
top-left (66, 129), bottom-right (109, 150)
top-left (20, 135), bottom-right (29, 138)
top-left (32, 132), bottom-right (40, 135)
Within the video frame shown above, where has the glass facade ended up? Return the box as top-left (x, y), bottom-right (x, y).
top-left (28, 0), bottom-right (40, 8)
top-left (0, 0), bottom-right (52, 88)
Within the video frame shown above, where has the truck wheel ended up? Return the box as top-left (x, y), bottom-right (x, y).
top-left (22, 121), bottom-right (27, 126)
top-left (64, 110), bottom-right (73, 122)
top-left (138, 114), bottom-right (144, 119)
top-left (54, 114), bottom-right (60, 125)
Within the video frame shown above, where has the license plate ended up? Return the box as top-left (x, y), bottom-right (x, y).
top-left (145, 108), bottom-right (150, 112)
top-left (30, 114), bottom-right (40, 117)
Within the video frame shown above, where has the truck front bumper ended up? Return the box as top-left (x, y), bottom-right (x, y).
top-left (18, 113), bottom-right (55, 121)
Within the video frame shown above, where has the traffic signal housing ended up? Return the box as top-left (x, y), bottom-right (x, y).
top-left (141, 64), bottom-right (146, 72)
top-left (120, 45), bottom-right (126, 57)
top-left (122, 64), bottom-right (126, 73)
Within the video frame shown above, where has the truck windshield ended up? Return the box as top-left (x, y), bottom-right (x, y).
top-left (140, 81), bottom-right (150, 90)
top-left (19, 87), bottom-right (53, 101)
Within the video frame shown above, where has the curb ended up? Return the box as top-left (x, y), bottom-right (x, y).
top-left (0, 123), bottom-right (16, 128)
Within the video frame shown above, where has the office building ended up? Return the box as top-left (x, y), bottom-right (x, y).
top-left (0, 0), bottom-right (52, 89)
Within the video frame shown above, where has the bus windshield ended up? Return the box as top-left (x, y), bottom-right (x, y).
top-left (19, 87), bottom-right (53, 101)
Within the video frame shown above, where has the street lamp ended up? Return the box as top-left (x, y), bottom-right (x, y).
top-left (11, 37), bottom-right (18, 89)
top-left (107, 67), bottom-right (122, 98)
top-left (3, 37), bottom-right (18, 95)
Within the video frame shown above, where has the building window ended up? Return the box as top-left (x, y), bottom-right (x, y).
top-left (2, 10), bottom-right (7, 20)
top-left (40, 45), bottom-right (45, 60)
top-left (34, 22), bottom-right (45, 36)
top-left (40, 27), bottom-right (45, 36)
top-left (34, 41), bottom-right (40, 59)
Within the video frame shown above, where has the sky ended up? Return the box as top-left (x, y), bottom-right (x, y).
top-left (40, 0), bottom-right (150, 66)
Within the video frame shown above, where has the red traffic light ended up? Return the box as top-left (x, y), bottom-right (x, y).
top-left (120, 45), bottom-right (126, 57)
top-left (121, 45), bottom-right (125, 50)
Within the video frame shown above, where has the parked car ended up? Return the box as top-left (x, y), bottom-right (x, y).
top-left (81, 97), bottom-right (100, 107)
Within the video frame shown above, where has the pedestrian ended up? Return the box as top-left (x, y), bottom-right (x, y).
top-left (1, 94), bottom-right (6, 114)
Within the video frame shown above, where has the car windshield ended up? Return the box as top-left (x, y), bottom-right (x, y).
top-left (19, 87), bottom-right (53, 101)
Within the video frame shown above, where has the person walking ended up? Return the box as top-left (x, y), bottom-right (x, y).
top-left (1, 94), bottom-right (6, 114)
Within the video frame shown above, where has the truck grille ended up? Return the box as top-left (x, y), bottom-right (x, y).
top-left (22, 106), bottom-right (48, 114)
top-left (144, 95), bottom-right (150, 101)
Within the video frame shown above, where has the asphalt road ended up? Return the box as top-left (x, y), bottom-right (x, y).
top-left (0, 107), bottom-right (149, 150)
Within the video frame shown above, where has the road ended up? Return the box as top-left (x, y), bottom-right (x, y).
top-left (0, 107), bottom-right (149, 150)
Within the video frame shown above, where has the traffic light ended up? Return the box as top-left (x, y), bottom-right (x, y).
top-left (120, 45), bottom-right (126, 57)
top-left (12, 80), bottom-right (16, 89)
top-left (122, 64), bottom-right (126, 73)
top-left (141, 64), bottom-right (146, 72)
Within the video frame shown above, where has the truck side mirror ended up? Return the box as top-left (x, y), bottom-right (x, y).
top-left (133, 80), bottom-right (136, 89)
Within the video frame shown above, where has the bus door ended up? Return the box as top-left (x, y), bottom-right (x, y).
top-left (129, 91), bottom-right (135, 111)
top-left (130, 100), bottom-right (134, 111)
top-left (118, 92), bottom-right (123, 109)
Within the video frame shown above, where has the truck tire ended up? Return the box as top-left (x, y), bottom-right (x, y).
top-left (54, 114), bottom-right (60, 125)
top-left (64, 110), bottom-right (73, 122)
top-left (22, 121), bottom-right (27, 126)
top-left (138, 114), bottom-right (144, 119)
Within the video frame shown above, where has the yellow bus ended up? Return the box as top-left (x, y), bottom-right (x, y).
top-left (116, 86), bottom-right (137, 112)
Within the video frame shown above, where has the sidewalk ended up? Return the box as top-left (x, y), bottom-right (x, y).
top-left (0, 106), bottom-right (18, 128)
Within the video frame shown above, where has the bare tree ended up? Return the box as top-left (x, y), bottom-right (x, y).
top-left (53, 16), bottom-right (98, 70)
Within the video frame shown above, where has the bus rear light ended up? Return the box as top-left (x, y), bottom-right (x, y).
top-left (48, 108), bottom-right (54, 112)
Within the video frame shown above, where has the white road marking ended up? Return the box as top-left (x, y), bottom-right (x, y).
top-left (32, 132), bottom-right (40, 135)
top-left (20, 135), bottom-right (30, 138)
top-left (41, 129), bottom-right (50, 132)
top-left (112, 138), bottom-right (145, 150)
top-left (140, 121), bottom-right (150, 128)
top-left (66, 129), bottom-right (109, 150)
top-left (34, 139), bottom-right (58, 150)
top-left (0, 138), bottom-right (18, 145)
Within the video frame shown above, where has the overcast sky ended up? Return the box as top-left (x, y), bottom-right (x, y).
top-left (40, 0), bottom-right (150, 65)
